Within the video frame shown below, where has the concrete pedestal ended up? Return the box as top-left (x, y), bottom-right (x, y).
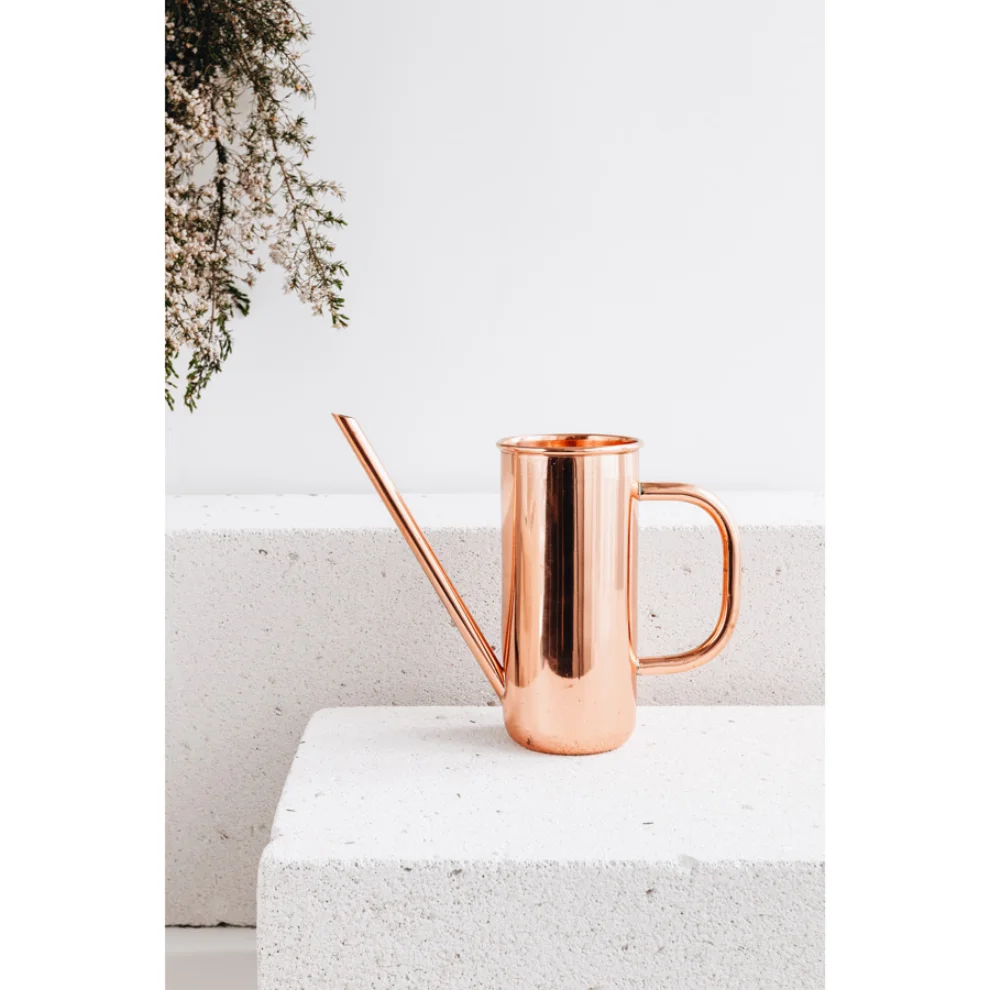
top-left (258, 705), bottom-right (823, 989)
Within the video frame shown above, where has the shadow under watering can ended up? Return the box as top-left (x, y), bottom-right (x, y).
top-left (333, 415), bottom-right (740, 756)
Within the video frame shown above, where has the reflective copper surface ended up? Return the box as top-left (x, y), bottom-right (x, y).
top-left (634, 483), bottom-right (740, 674)
top-left (333, 416), bottom-right (740, 755)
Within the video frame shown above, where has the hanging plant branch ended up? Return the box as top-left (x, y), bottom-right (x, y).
top-left (165, 0), bottom-right (347, 411)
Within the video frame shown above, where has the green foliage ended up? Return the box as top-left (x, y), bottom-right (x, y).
top-left (165, 0), bottom-right (348, 411)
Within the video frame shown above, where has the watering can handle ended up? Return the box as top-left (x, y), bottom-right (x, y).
top-left (634, 483), bottom-right (741, 674)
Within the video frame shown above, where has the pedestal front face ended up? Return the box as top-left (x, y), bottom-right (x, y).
top-left (499, 447), bottom-right (639, 755)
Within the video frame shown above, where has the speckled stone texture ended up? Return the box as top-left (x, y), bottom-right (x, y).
top-left (167, 493), bottom-right (823, 925)
top-left (257, 706), bottom-right (824, 990)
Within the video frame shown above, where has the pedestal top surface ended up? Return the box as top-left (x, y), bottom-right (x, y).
top-left (267, 705), bottom-right (823, 864)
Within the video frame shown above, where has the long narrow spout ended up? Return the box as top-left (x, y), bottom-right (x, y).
top-left (332, 414), bottom-right (506, 698)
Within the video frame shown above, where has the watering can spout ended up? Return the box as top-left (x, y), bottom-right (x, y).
top-left (332, 414), bottom-right (506, 699)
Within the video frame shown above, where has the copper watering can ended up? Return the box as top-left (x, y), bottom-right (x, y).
top-left (333, 415), bottom-right (740, 755)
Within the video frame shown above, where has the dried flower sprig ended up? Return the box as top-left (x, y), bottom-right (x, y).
top-left (165, 0), bottom-right (348, 410)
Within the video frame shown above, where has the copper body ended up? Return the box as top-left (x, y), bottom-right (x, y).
top-left (333, 416), bottom-right (740, 755)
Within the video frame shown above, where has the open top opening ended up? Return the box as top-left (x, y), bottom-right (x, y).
top-left (496, 434), bottom-right (642, 455)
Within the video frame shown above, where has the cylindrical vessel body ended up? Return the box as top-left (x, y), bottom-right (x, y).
top-left (498, 435), bottom-right (642, 754)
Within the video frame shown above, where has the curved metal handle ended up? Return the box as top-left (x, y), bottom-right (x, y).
top-left (634, 483), bottom-right (741, 675)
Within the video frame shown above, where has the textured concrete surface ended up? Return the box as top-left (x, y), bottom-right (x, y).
top-left (167, 493), bottom-right (823, 925)
top-left (258, 706), bottom-right (824, 989)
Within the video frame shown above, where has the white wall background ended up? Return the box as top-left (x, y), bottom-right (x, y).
top-left (166, 0), bottom-right (822, 494)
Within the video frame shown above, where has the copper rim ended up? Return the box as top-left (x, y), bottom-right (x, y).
top-left (496, 434), bottom-right (642, 455)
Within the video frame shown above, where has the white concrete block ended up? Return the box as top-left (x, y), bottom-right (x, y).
top-left (258, 706), bottom-right (824, 990)
top-left (167, 493), bottom-right (823, 924)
